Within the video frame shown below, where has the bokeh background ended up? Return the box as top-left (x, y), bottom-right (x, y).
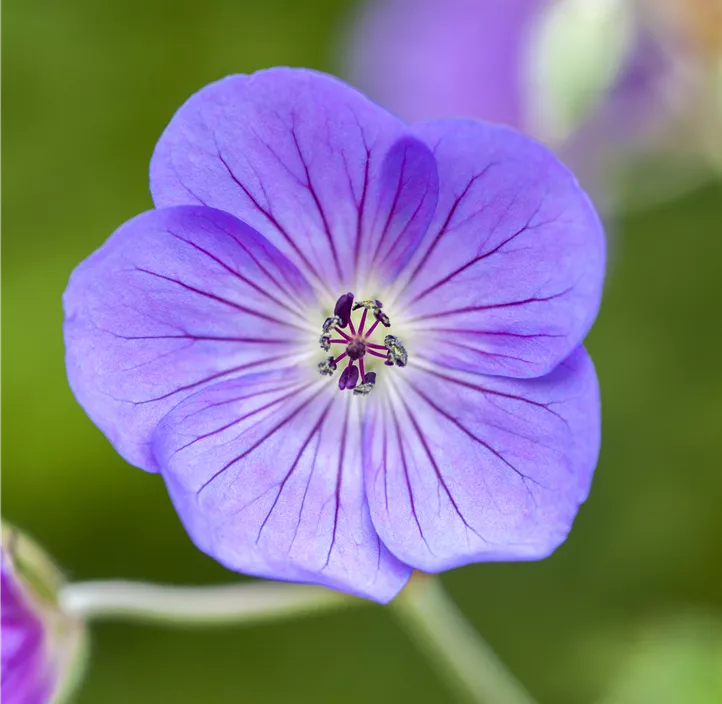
top-left (3, 1), bottom-right (722, 702)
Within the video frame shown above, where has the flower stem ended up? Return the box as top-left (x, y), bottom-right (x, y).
top-left (389, 573), bottom-right (537, 704)
top-left (59, 580), bottom-right (356, 627)
top-left (61, 574), bottom-right (535, 704)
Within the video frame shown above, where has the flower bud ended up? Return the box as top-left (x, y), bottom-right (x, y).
top-left (1, 524), bottom-right (86, 704)
top-left (525, 0), bottom-right (636, 145)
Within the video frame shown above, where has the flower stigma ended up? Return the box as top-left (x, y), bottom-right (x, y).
top-left (316, 292), bottom-right (407, 395)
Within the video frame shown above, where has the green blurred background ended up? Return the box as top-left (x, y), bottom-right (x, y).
top-left (3, 1), bottom-right (722, 702)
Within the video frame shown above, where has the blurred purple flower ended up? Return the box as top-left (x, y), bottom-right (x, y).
top-left (346, 0), bottom-right (700, 208)
top-left (64, 68), bottom-right (604, 602)
top-left (2, 551), bottom-right (52, 704)
top-left (2, 528), bottom-right (85, 704)
top-left (349, 0), bottom-right (546, 128)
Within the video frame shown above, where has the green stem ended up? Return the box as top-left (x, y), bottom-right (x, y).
top-left (59, 579), bottom-right (357, 627)
top-left (62, 573), bottom-right (536, 704)
top-left (389, 574), bottom-right (537, 704)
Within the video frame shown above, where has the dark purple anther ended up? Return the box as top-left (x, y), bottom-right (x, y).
top-left (334, 292), bottom-right (354, 328)
top-left (338, 363), bottom-right (360, 390)
top-left (346, 340), bottom-right (366, 360)
top-left (364, 372), bottom-right (376, 385)
top-left (375, 310), bottom-right (391, 327)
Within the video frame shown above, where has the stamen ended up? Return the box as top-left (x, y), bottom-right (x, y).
top-left (338, 363), bottom-right (360, 390)
top-left (353, 299), bottom-right (391, 329)
top-left (352, 299), bottom-right (379, 313)
top-left (322, 316), bottom-right (341, 334)
top-left (353, 371), bottom-right (376, 396)
top-left (375, 311), bottom-right (391, 328)
top-left (317, 356), bottom-right (337, 376)
top-left (333, 292), bottom-right (354, 328)
top-left (316, 293), bottom-right (408, 394)
top-left (384, 335), bottom-right (408, 367)
top-left (365, 319), bottom-right (381, 337)
top-left (358, 307), bottom-right (368, 335)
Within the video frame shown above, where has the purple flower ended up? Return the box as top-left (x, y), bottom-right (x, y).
top-left (2, 553), bottom-right (51, 704)
top-left (2, 527), bottom-right (85, 704)
top-left (348, 0), bottom-right (547, 129)
top-left (346, 0), bottom-right (701, 207)
top-left (64, 68), bottom-right (604, 602)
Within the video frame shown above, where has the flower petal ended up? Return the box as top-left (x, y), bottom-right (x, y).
top-left (347, 0), bottom-right (546, 126)
top-left (363, 347), bottom-right (599, 572)
top-left (153, 369), bottom-right (412, 602)
top-left (63, 206), bottom-right (314, 471)
top-left (1, 551), bottom-right (54, 704)
top-left (393, 119), bottom-right (605, 378)
top-left (150, 68), bottom-right (438, 295)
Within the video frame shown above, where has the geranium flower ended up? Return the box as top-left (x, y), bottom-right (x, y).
top-left (2, 526), bottom-right (85, 704)
top-left (347, 0), bottom-right (720, 209)
top-left (64, 68), bottom-right (604, 602)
